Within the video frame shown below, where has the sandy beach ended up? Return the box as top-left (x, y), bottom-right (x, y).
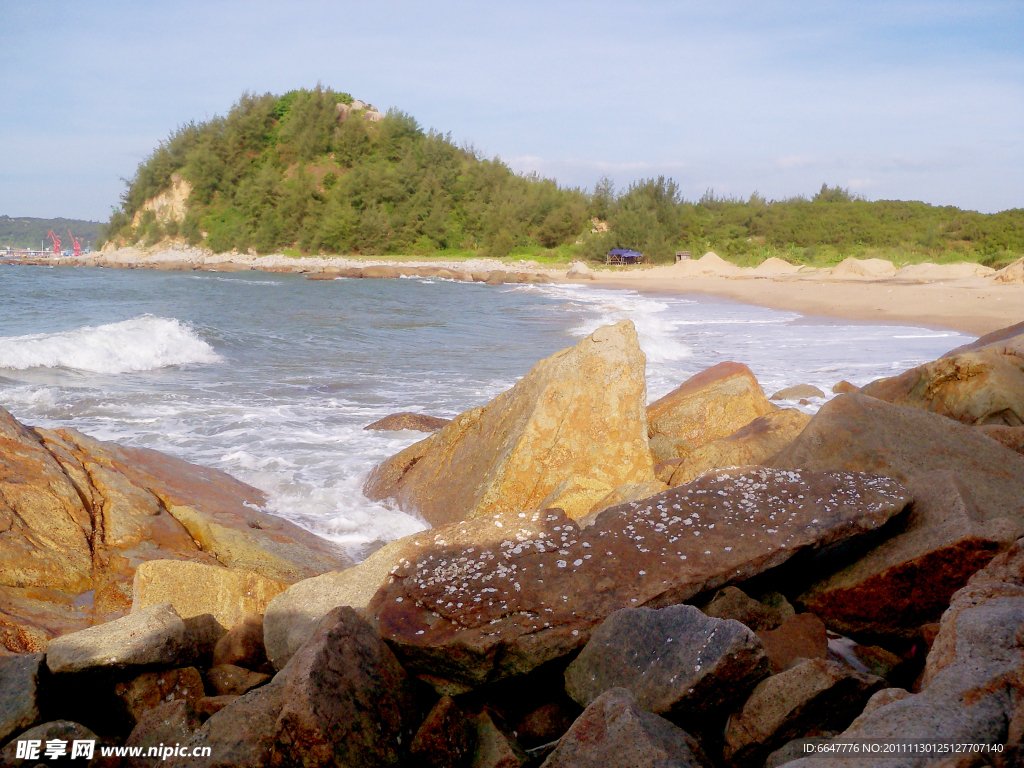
top-left (5, 247), bottom-right (1022, 336)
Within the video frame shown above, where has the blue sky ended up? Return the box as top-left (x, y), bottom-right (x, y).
top-left (1, 0), bottom-right (1021, 221)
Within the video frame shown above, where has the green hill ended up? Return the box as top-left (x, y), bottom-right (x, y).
top-left (1, 216), bottom-right (101, 251)
top-left (105, 87), bottom-right (1024, 267)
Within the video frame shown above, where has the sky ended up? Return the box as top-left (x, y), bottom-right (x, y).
top-left (1, 0), bottom-right (1022, 221)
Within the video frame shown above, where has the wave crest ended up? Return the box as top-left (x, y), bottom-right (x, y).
top-left (0, 316), bottom-right (221, 373)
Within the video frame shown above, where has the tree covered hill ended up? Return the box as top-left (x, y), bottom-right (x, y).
top-left (1, 216), bottom-right (101, 250)
top-left (105, 87), bottom-right (1024, 266)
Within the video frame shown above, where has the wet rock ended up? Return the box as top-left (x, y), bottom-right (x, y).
top-left (212, 614), bottom-right (266, 670)
top-left (409, 696), bottom-right (476, 768)
top-left (723, 659), bottom-right (885, 767)
top-left (368, 467), bottom-right (909, 688)
top-left (473, 711), bottom-right (527, 768)
top-left (647, 362), bottom-right (775, 449)
top-left (664, 409), bottom-right (810, 487)
top-left (204, 664), bottom-right (270, 697)
top-left (756, 613), bottom-right (828, 673)
top-left (364, 412), bottom-right (452, 432)
top-left (565, 605), bottom-right (769, 717)
top-left (46, 603), bottom-right (218, 674)
top-left (700, 586), bottom-right (783, 631)
top-left (124, 700), bottom-right (202, 764)
top-left (0, 720), bottom-right (101, 766)
top-left (540, 688), bottom-right (711, 768)
top-left (365, 321), bottom-right (654, 524)
top-left (771, 384), bottom-right (825, 400)
top-left (132, 560), bottom-right (287, 631)
top-left (114, 666), bottom-right (205, 726)
top-left (0, 653), bottom-right (44, 744)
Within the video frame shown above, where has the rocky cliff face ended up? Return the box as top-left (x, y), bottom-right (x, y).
top-left (130, 172), bottom-right (192, 228)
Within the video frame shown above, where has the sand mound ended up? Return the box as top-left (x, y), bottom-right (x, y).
top-left (666, 251), bottom-right (745, 277)
top-left (829, 257), bottom-right (897, 279)
top-left (995, 258), bottom-right (1024, 285)
top-left (753, 257), bottom-right (800, 275)
top-left (895, 262), bottom-right (996, 280)
top-left (567, 261), bottom-right (594, 278)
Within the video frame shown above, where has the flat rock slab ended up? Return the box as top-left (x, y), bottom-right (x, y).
top-left (540, 688), bottom-right (711, 768)
top-left (368, 467), bottom-right (910, 688)
top-left (565, 605), bottom-right (768, 717)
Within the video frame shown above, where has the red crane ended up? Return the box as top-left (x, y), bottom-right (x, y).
top-left (46, 230), bottom-right (61, 256)
top-left (67, 230), bottom-right (82, 257)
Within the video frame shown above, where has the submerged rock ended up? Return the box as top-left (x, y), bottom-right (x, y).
top-left (364, 412), bottom-right (452, 432)
top-left (368, 467), bottom-right (909, 688)
top-left (364, 321), bottom-right (654, 524)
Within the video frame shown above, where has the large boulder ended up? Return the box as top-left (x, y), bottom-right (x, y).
top-left (769, 394), bottom-right (1024, 636)
top-left (646, 362), bottom-right (775, 453)
top-left (722, 659), bottom-right (886, 767)
top-left (0, 406), bottom-right (349, 650)
top-left (368, 467), bottom-right (910, 689)
top-left (540, 688), bottom-right (711, 768)
top-left (364, 321), bottom-right (655, 523)
top-left (132, 560), bottom-right (287, 631)
top-left (564, 605), bottom-right (769, 717)
top-left (663, 409), bottom-right (810, 487)
top-left (784, 537), bottom-right (1024, 768)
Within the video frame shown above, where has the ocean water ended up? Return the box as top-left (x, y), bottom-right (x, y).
top-left (0, 264), bottom-right (973, 558)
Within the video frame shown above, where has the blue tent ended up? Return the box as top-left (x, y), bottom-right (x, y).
top-left (605, 248), bottom-right (644, 265)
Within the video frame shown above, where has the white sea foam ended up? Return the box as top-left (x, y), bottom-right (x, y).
top-left (0, 316), bottom-right (220, 374)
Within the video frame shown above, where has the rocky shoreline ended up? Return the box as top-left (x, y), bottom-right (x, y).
top-left (1, 318), bottom-right (1023, 766)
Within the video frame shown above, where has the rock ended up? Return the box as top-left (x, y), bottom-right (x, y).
top-left (763, 734), bottom-right (838, 768)
top-left (364, 412), bottom-right (452, 432)
top-left (361, 265), bottom-right (402, 279)
top-left (858, 687), bottom-right (911, 715)
top-left (368, 467), bottom-right (910, 688)
top-left (647, 362), bottom-right (775, 450)
top-left (272, 606), bottom-right (419, 767)
top-left (859, 345), bottom-right (1024, 426)
top-left (473, 711), bottom-right (527, 768)
top-left (771, 384), bottom-right (825, 400)
top-left (484, 271), bottom-right (507, 285)
top-left (784, 538), bottom-right (1024, 768)
top-left (540, 688), bottom-right (711, 768)
top-left (760, 592), bottom-right (796, 623)
top-left (409, 696), bottom-right (476, 768)
top-left (169, 681), bottom-right (286, 768)
top-left (364, 321), bottom-right (655, 524)
top-left (114, 666), bottom-right (205, 726)
top-left (212, 614), bottom-right (266, 669)
top-left (831, 380), bottom-right (858, 394)
top-left (943, 320), bottom-right (1024, 358)
top-left (978, 424), bottom-right (1024, 454)
top-left (263, 535), bottom-right (412, 670)
top-left (582, 481), bottom-right (667, 522)
top-left (0, 654), bottom-right (43, 744)
top-left (0, 720), bottom-right (100, 766)
top-left (664, 409), bottom-right (810, 487)
top-left (755, 613), bottom-right (828, 672)
top-left (649, 433), bottom-right (692, 464)
top-left (132, 560), bottom-right (287, 631)
top-left (511, 701), bottom-right (578, 749)
top-left (723, 659), bottom-right (885, 767)
top-left (564, 605), bottom-right (769, 717)
top-left (46, 603), bottom-right (219, 674)
top-left (124, 700), bottom-right (202, 762)
top-left (205, 664), bottom-right (271, 697)
top-left (827, 638), bottom-right (902, 680)
top-left (195, 696), bottom-right (237, 721)
top-left (700, 586), bottom-right (782, 631)
top-left (566, 261), bottom-right (595, 279)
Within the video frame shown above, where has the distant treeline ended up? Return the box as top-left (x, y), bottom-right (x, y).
top-left (0, 216), bottom-right (101, 250)
top-left (105, 87), bottom-right (1024, 266)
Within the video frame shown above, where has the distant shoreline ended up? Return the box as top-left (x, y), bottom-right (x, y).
top-left (3, 247), bottom-right (1022, 336)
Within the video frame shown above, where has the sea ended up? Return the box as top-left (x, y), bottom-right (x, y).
top-left (0, 264), bottom-right (973, 560)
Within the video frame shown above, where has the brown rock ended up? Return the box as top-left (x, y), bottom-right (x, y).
top-left (700, 586), bottom-right (783, 631)
top-left (771, 384), bottom-right (825, 400)
top-left (723, 659), bottom-right (885, 767)
top-left (827, 638), bottom-right (902, 680)
top-left (978, 424), bottom-right (1024, 454)
top-left (195, 695), bottom-right (237, 721)
top-left (511, 701), bottom-right (578, 748)
top-left (859, 345), bottom-right (1024, 426)
top-left (364, 412), bottom-right (452, 432)
top-left (831, 380), bottom-right (858, 394)
top-left (124, 700), bottom-right (202, 763)
top-left (114, 667), bottom-right (205, 726)
top-left (368, 467), bottom-right (910, 688)
top-left (360, 265), bottom-right (402, 279)
top-left (755, 613), bottom-right (828, 672)
top-left (409, 696), bottom-right (476, 768)
top-left (213, 614), bottom-right (266, 669)
top-left (132, 560), bottom-right (287, 631)
top-left (473, 711), bottom-right (527, 768)
top-left (665, 409), bottom-right (810, 487)
top-left (942, 319), bottom-right (1024, 357)
top-left (540, 688), bottom-right (711, 768)
top-left (364, 321), bottom-right (655, 524)
top-left (647, 361), bottom-right (774, 448)
top-left (205, 664), bottom-right (271, 697)
top-left (582, 481), bottom-right (667, 521)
